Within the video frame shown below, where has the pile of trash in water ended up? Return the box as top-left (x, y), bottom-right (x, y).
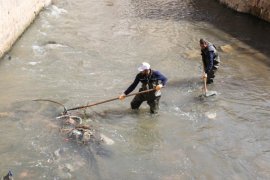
top-left (56, 113), bottom-right (114, 145)
top-left (31, 99), bottom-right (114, 145)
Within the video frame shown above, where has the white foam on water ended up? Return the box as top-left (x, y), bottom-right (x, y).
top-left (32, 45), bottom-right (45, 55)
top-left (49, 5), bottom-right (68, 17)
top-left (205, 112), bottom-right (217, 119)
top-left (44, 43), bottom-right (67, 49)
top-left (38, 30), bottom-right (47, 36)
top-left (28, 62), bottom-right (41, 66)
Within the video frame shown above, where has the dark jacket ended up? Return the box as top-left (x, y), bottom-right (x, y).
top-left (201, 43), bottom-right (219, 73)
top-left (124, 70), bottom-right (168, 95)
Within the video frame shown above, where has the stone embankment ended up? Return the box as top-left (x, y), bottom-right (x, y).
top-left (217, 0), bottom-right (270, 22)
top-left (0, 0), bottom-right (51, 58)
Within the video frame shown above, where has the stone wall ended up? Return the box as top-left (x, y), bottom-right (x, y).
top-left (0, 0), bottom-right (51, 58)
top-left (217, 0), bottom-right (270, 22)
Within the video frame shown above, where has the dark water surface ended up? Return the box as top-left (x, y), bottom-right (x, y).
top-left (0, 0), bottom-right (270, 179)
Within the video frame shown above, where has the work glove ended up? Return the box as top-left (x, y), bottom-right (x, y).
top-left (155, 84), bottom-right (163, 91)
top-left (119, 93), bottom-right (126, 100)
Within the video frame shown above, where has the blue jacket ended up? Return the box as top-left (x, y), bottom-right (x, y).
top-left (124, 70), bottom-right (168, 95)
top-left (201, 44), bottom-right (219, 73)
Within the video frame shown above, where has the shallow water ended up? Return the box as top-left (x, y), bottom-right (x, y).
top-left (0, 0), bottom-right (270, 179)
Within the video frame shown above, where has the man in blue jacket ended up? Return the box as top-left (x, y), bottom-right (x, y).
top-left (200, 39), bottom-right (220, 84)
top-left (119, 62), bottom-right (168, 114)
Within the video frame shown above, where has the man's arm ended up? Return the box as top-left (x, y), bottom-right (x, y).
top-left (124, 74), bottom-right (140, 95)
top-left (154, 71), bottom-right (168, 86)
top-left (205, 51), bottom-right (214, 73)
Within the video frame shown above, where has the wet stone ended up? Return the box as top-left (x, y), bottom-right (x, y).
top-left (0, 112), bottom-right (10, 118)
top-left (220, 44), bottom-right (234, 53)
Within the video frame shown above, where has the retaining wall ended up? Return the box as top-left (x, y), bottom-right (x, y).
top-left (217, 0), bottom-right (270, 22)
top-left (0, 0), bottom-right (51, 58)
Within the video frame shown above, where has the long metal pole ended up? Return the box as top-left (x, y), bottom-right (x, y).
top-left (66, 88), bottom-right (156, 112)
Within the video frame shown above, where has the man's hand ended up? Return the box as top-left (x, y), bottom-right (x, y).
top-left (155, 84), bottom-right (163, 91)
top-left (119, 93), bottom-right (126, 100)
top-left (202, 73), bottom-right (207, 79)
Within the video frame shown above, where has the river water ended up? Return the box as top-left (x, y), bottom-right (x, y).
top-left (0, 0), bottom-right (270, 179)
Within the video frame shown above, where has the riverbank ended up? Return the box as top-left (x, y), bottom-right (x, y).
top-left (0, 0), bottom-right (51, 58)
top-left (217, 0), bottom-right (270, 22)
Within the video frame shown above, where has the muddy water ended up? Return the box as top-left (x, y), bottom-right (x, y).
top-left (1, 0), bottom-right (270, 179)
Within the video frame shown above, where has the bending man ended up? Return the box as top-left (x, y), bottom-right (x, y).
top-left (200, 38), bottom-right (220, 84)
top-left (119, 62), bottom-right (168, 114)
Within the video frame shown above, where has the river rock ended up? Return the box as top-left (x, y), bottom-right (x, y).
top-left (100, 133), bottom-right (115, 145)
top-left (220, 44), bottom-right (234, 53)
top-left (184, 50), bottom-right (200, 59)
top-left (0, 112), bottom-right (10, 118)
top-left (105, 1), bottom-right (114, 6)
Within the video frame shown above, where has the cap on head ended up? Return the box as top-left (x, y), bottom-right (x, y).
top-left (138, 62), bottom-right (150, 72)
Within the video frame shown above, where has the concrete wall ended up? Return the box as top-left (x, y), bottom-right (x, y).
top-left (0, 0), bottom-right (51, 58)
top-left (217, 0), bottom-right (270, 22)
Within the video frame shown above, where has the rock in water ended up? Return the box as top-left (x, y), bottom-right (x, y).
top-left (205, 91), bottom-right (217, 97)
top-left (220, 44), bottom-right (234, 53)
top-left (100, 134), bottom-right (115, 145)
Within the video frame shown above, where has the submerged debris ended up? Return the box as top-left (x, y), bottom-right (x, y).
top-left (56, 114), bottom-right (104, 145)
top-left (33, 98), bottom-right (114, 145)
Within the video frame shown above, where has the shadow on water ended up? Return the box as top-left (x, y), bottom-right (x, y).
top-left (190, 1), bottom-right (270, 65)
top-left (131, 0), bottom-right (270, 66)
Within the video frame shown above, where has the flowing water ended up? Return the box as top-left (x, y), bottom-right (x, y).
top-left (0, 0), bottom-right (270, 179)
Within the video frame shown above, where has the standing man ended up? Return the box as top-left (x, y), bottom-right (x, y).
top-left (119, 62), bottom-right (168, 114)
top-left (200, 38), bottom-right (220, 84)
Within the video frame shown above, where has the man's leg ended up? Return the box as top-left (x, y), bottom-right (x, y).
top-left (207, 70), bottom-right (215, 84)
top-left (147, 96), bottom-right (161, 114)
top-left (131, 93), bottom-right (144, 110)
